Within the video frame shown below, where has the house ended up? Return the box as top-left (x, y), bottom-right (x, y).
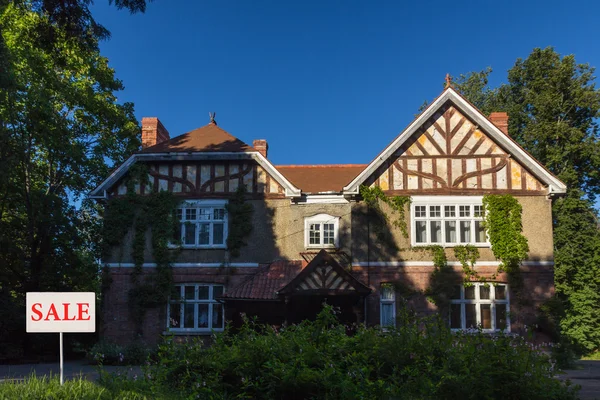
top-left (91, 86), bottom-right (566, 344)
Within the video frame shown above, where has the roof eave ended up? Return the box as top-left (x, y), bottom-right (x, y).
top-left (89, 151), bottom-right (302, 199)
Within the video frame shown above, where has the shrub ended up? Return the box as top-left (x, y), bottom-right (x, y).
top-left (87, 340), bottom-right (155, 365)
top-left (144, 305), bottom-right (579, 400)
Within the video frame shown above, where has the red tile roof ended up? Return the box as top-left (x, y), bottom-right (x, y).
top-left (221, 260), bottom-right (305, 300)
top-left (140, 123), bottom-right (257, 153)
top-left (275, 164), bottom-right (366, 193)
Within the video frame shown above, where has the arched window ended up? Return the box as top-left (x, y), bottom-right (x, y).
top-left (304, 214), bottom-right (340, 248)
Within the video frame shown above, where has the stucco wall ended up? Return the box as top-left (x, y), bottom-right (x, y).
top-left (351, 195), bottom-right (554, 263)
top-left (104, 195), bottom-right (553, 265)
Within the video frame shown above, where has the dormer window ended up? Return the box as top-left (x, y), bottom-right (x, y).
top-left (304, 214), bottom-right (340, 248)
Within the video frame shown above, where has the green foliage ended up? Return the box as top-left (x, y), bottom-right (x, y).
top-left (456, 48), bottom-right (600, 354)
top-left (87, 340), bottom-right (155, 366)
top-left (482, 194), bottom-right (529, 274)
top-left (453, 245), bottom-right (481, 282)
top-left (143, 306), bottom-right (578, 400)
top-left (0, 2), bottom-right (141, 357)
top-left (552, 193), bottom-right (600, 353)
top-left (225, 185), bottom-right (254, 259)
top-left (102, 189), bottom-right (180, 336)
top-left (0, 375), bottom-right (164, 400)
top-left (359, 185), bottom-right (410, 240)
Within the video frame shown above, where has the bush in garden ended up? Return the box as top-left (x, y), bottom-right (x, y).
top-left (87, 340), bottom-right (155, 365)
top-left (145, 305), bottom-right (579, 400)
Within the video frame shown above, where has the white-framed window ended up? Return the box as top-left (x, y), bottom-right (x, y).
top-left (304, 214), bottom-right (340, 248)
top-left (167, 284), bottom-right (224, 332)
top-left (174, 200), bottom-right (228, 248)
top-left (450, 283), bottom-right (510, 332)
top-left (380, 285), bottom-right (396, 328)
top-left (411, 196), bottom-right (487, 247)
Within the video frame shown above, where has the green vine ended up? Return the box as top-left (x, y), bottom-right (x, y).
top-left (226, 185), bottom-right (254, 259)
top-left (359, 185), bottom-right (410, 242)
top-left (482, 195), bottom-right (529, 274)
top-left (101, 167), bottom-right (181, 337)
top-left (483, 194), bottom-right (529, 305)
top-left (454, 245), bottom-right (482, 283)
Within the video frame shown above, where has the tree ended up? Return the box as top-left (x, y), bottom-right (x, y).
top-left (453, 47), bottom-right (600, 354)
top-left (0, 1), bottom-right (147, 357)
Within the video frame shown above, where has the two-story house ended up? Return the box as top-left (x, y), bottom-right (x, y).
top-left (91, 86), bottom-right (566, 344)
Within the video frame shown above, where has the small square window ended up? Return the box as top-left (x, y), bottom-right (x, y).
top-left (459, 205), bottom-right (470, 217)
top-left (429, 205), bottom-right (441, 218)
top-left (445, 206), bottom-right (456, 217)
top-left (415, 206), bottom-right (426, 218)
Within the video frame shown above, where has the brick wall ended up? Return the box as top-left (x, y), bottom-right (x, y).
top-left (101, 266), bottom-right (258, 345)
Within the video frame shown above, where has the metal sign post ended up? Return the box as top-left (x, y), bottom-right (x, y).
top-left (26, 292), bottom-right (96, 385)
top-left (59, 332), bottom-right (64, 385)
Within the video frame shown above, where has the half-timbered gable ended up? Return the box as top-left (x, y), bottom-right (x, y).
top-left (91, 121), bottom-right (300, 199)
top-left (344, 87), bottom-right (566, 196)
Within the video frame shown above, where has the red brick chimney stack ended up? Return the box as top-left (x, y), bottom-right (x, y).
top-left (489, 112), bottom-right (509, 135)
top-left (253, 139), bottom-right (268, 158)
top-left (141, 117), bottom-right (170, 149)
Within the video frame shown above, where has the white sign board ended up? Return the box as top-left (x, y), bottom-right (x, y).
top-left (26, 292), bottom-right (96, 333)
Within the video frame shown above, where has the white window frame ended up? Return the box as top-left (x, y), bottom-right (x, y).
top-left (450, 283), bottom-right (510, 332)
top-left (380, 285), bottom-right (396, 328)
top-left (167, 283), bottom-right (225, 333)
top-left (410, 196), bottom-right (489, 247)
top-left (304, 213), bottom-right (340, 249)
top-left (175, 200), bottom-right (228, 249)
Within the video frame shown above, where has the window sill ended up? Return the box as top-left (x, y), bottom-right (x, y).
top-left (305, 245), bottom-right (338, 250)
top-left (411, 243), bottom-right (491, 248)
top-left (163, 329), bottom-right (224, 336)
top-left (175, 245), bottom-right (227, 250)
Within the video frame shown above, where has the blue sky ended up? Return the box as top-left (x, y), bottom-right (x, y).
top-left (91, 0), bottom-right (600, 166)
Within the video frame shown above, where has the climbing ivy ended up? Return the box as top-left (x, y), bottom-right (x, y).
top-left (482, 194), bottom-right (529, 274)
top-left (226, 185), bottom-right (254, 259)
top-left (454, 245), bottom-right (482, 283)
top-left (359, 185), bottom-right (411, 238)
top-left (101, 169), bottom-right (181, 336)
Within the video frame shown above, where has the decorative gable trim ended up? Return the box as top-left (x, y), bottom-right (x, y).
top-left (90, 151), bottom-right (301, 199)
top-left (343, 88), bottom-right (567, 195)
top-left (277, 249), bottom-right (371, 296)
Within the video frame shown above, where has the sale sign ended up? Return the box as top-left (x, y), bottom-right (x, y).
top-left (26, 292), bottom-right (95, 333)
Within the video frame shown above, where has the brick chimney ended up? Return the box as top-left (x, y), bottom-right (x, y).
top-left (489, 112), bottom-right (509, 135)
top-left (141, 117), bottom-right (170, 149)
top-left (253, 139), bottom-right (268, 158)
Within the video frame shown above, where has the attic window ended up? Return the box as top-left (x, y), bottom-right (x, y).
top-left (304, 214), bottom-right (340, 248)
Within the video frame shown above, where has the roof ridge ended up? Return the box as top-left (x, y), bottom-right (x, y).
top-left (276, 164), bottom-right (368, 168)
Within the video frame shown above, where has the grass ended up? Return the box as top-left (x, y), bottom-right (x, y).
top-left (581, 351), bottom-right (600, 361)
top-left (0, 374), bottom-right (177, 400)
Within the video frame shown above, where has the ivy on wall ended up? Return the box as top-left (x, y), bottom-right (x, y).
top-left (101, 166), bottom-right (256, 337)
top-left (360, 188), bottom-right (530, 316)
top-left (482, 194), bottom-right (529, 274)
top-left (226, 185), bottom-right (254, 259)
top-left (359, 185), bottom-right (411, 245)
